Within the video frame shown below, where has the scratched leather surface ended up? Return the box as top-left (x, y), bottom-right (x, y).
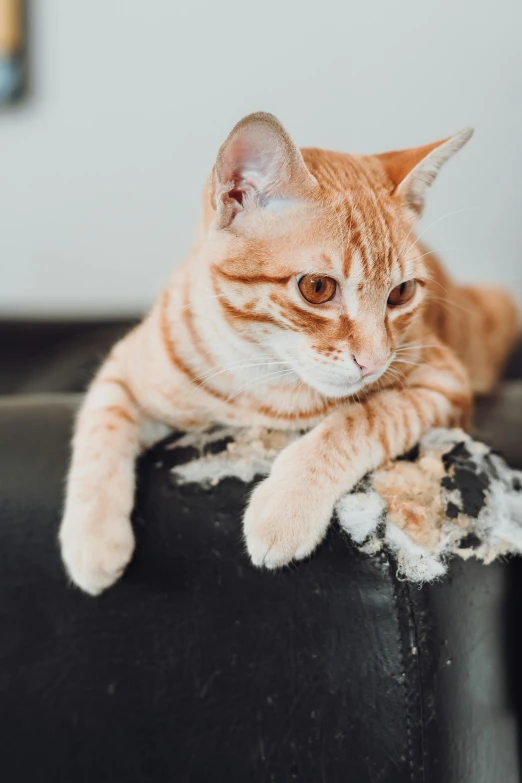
top-left (0, 397), bottom-right (520, 783)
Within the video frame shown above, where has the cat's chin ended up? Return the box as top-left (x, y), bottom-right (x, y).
top-left (305, 376), bottom-right (366, 400)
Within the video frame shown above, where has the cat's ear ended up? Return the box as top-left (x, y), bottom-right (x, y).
top-left (376, 128), bottom-right (474, 216)
top-left (211, 112), bottom-right (318, 228)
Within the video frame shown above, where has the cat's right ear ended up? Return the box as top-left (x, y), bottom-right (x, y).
top-left (211, 112), bottom-right (318, 229)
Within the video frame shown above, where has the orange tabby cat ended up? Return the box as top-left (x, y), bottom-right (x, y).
top-left (59, 112), bottom-right (519, 595)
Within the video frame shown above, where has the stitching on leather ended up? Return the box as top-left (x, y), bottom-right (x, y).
top-left (405, 583), bottom-right (427, 783)
top-left (384, 547), bottom-right (418, 783)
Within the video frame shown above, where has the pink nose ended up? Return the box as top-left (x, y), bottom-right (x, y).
top-left (353, 355), bottom-right (386, 377)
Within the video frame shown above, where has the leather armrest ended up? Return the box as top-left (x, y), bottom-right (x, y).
top-left (0, 395), bottom-right (519, 782)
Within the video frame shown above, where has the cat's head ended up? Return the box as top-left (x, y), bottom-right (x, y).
top-left (205, 113), bottom-right (472, 399)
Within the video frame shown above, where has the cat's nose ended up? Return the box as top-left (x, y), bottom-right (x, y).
top-left (353, 354), bottom-right (386, 377)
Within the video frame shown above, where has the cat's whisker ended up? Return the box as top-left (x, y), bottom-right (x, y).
top-left (385, 367), bottom-right (406, 389)
top-left (288, 378), bottom-right (305, 396)
top-left (397, 221), bottom-right (420, 261)
top-left (403, 244), bottom-right (441, 263)
top-left (375, 377), bottom-right (386, 396)
top-left (419, 273), bottom-right (450, 296)
top-left (226, 369), bottom-right (297, 402)
top-left (424, 293), bottom-right (477, 318)
top-left (394, 359), bottom-right (426, 368)
top-left (411, 206), bottom-right (483, 249)
top-left (191, 354), bottom-right (289, 379)
top-left (191, 361), bottom-right (292, 389)
top-left (398, 206), bottom-right (477, 260)
top-left (406, 248), bottom-right (443, 264)
top-left (396, 342), bottom-right (441, 353)
top-left (181, 357), bottom-right (274, 385)
top-left (194, 356), bottom-right (251, 371)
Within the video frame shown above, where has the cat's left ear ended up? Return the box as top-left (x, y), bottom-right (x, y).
top-left (211, 112), bottom-right (319, 229)
top-left (376, 128), bottom-right (474, 217)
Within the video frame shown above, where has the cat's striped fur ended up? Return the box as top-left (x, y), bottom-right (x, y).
top-left (60, 113), bottom-right (519, 594)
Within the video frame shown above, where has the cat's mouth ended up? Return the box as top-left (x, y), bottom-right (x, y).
top-left (301, 358), bottom-right (392, 399)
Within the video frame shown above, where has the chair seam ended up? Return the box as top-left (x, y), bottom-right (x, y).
top-left (405, 581), bottom-right (427, 783)
top-left (385, 547), bottom-right (424, 783)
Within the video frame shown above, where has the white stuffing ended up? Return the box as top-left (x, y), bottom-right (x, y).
top-left (164, 425), bottom-right (522, 583)
top-left (173, 451), bottom-right (273, 486)
top-left (336, 491), bottom-right (385, 543)
top-left (170, 426), bottom-right (296, 486)
top-left (385, 524), bottom-right (447, 582)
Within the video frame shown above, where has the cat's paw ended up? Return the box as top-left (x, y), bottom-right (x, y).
top-left (59, 508), bottom-right (135, 596)
top-left (243, 470), bottom-right (334, 569)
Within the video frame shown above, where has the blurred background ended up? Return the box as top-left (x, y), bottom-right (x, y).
top-left (1, 0), bottom-right (521, 320)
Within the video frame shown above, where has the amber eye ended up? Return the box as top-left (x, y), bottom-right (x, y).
top-left (387, 280), bottom-right (417, 307)
top-left (298, 275), bottom-right (337, 304)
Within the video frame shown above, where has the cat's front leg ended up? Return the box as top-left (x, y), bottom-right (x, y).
top-left (243, 435), bottom-right (344, 568)
top-left (244, 344), bottom-right (471, 568)
top-left (59, 339), bottom-right (154, 595)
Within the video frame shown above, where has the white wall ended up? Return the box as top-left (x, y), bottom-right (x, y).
top-left (1, 0), bottom-right (521, 317)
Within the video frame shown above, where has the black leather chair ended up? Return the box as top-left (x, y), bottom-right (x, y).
top-left (1, 324), bottom-right (521, 783)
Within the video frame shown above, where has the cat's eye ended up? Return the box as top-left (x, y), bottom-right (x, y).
top-left (298, 275), bottom-right (337, 304)
top-left (387, 280), bottom-right (417, 307)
